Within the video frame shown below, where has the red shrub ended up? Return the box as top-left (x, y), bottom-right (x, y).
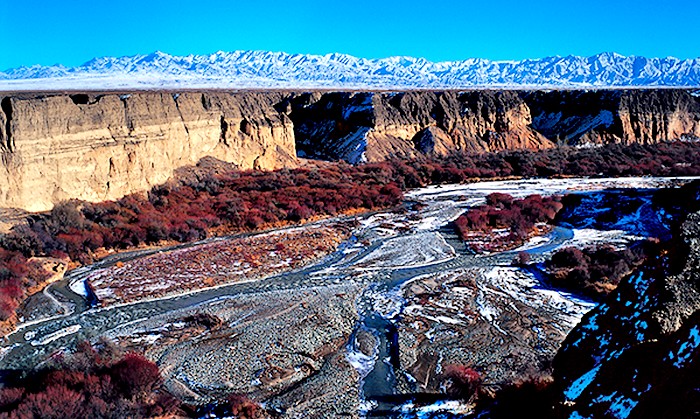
top-left (228, 394), bottom-right (265, 419)
top-left (443, 364), bottom-right (483, 401)
top-left (454, 193), bottom-right (562, 247)
top-left (0, 344), bottom-right (179, 418)
top-left (0, 294), bottom-right (18, 320)
top-left (13, 385), bottom-right (86, 419)
top-left (110, 353), bottom-right (162, 398)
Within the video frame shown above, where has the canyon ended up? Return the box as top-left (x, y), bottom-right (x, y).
top-left (2, 177), bottom-right (688, 418)
top-left (1, 89), bottom-right (699, 212)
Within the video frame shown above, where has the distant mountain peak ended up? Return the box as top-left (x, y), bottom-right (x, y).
top-left (1, 50), bottom-right (699, 90)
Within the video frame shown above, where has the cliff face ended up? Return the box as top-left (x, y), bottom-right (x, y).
top-left (1, 89), bottom-right (699, 211)
top-left (292, 89), bottom-right (700, 164)
top-left (551, 182), bottom-right (700, 418)
top-left (291, 91), bottom-right (553, 163)
top-left (0, 92), bottom-right (296, 211)
top-left (525, 89), bottom-right (700, 145)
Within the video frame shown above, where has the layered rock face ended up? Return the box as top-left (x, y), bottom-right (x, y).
top-left (0, 92), bottom-right (296, 211)
top-left (291, 91), bottom-right (553, 163)
top-left (291, 89), bottom-right (700, 163)
top-left (1, 89), bottom-right (699, 211)
top-left (525, 89), bottom-right (700, 145)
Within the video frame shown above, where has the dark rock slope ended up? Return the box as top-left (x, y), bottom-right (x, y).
top-left (524, 89), bottom-right (700, 146)
top-left (551, 181), bottom-right (700, 419)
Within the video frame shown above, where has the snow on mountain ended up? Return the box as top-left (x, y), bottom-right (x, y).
top-left (1, 50), bottom-right (699, 90)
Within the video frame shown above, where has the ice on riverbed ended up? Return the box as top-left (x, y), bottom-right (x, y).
top-left (399, 176), bottom-right (697, 251)
top-left (482, 267), bottom-right (595, 322)
top-left (568, 229), bottom-right (641, 248)
top-left (346, 329), bottom-right (379, 380)
top-left (355, 232), bottom-right (456, 269)
top-left (31, 324), bottom-right (82, 346)
top-left (406, 177), bottom-right (698, 203)
top-left (130, 334), bottom-right (162, 345)
top-left (395, 399), bottom-right (473, 417)
top-left (68, 278), bottom-right (88, 297)
top-left (404, 305), bottom-right (465, 326)
top-left (514, 235), bottom-right (552, 251)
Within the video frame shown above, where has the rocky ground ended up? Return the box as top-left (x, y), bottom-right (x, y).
top-left (110, 282), bottom-right (364, 417)
top-left (2, 176), bottom-right (694, 418)
top-left (397, 267), bottom-right (594, 394)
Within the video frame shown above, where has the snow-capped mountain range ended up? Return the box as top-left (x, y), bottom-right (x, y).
top-left (1, 50), bottom-right (699, 90)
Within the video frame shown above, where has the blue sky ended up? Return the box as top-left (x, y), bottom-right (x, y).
top-left (1, 0), bottom-right (698, 70)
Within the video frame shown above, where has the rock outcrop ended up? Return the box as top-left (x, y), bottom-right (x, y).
top-left (1, 89), bottom-right (699, 211)
top-left (0, 92), bottom-right (296, 211)
top-left (550, 181), bottom-right (700, 418)
top-left (525, 89), bottom-right (700, 145)
top-left (291, 91), bottom-right (553, 163)
top-left (291, 89), bottom-right (700, 163)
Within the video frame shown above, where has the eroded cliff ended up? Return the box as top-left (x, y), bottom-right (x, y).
top-left (291, 89), bottom-right (700, 164)
top-left (291, 91), bottom-right (553, 163)
top-left (1, 89), bottom-right (699, 211)
top-left (525, 89), bottom-right (700, 145)
top-left (0, 92), bottom-right (296, 211)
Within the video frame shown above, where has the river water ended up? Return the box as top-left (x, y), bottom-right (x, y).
top-left (0, 176), bottom-right (696, 418)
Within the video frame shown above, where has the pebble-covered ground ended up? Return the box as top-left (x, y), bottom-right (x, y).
top-left (109, 282), bottom-right (364, 417)
top-left (84, 223), bottom-right (352, 305)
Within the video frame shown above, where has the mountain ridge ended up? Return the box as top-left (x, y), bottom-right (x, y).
top-left (1, 50), bottom-right (700, 90)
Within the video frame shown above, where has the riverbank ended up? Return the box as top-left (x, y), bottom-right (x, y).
top-left (0, 176), bottom-right (696, 418)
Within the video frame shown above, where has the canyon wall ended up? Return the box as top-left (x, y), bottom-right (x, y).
top-left (1, 89), bottom-right (699, 211)
top-left (524, 89), bottom-right (700, 145)
top-left (0, 92), bottom-right (296, 211)
top-left (292, 89), bottom-right (700, 163)
top-left (291, 91), bottom-right (553, 163)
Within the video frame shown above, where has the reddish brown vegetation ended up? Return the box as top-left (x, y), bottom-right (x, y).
top-left (546, 243), bottom-right (653, 300)
top-left (87, 224), bottom-right (351, 305)
top-left (442, 364), bottom-right (483, 402)
top-left (455, 193), bottom-right (563, 252)
top-left (227, 394), bottom-right (266, 419)
top-left (0, 250), bottom-right (24, 320)
top-left (0, 141), bottom-right (699, 322)
top-left (512, 251), bottom-right (532, 266)
top-left (0, 342), bottom-right (180, 418)
top-left (2, 164), bottom-right (403, 264)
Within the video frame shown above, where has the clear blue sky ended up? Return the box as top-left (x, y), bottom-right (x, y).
top-left (1, 0), bottom-right (698, 70)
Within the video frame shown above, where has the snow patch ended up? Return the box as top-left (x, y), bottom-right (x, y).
top-left (31, 325), bottom-right (82, 346)
top-left (356, 232), bottom-right (455, 269)
top-left (564, 365), bottom-right (601, 400)
top-left (668, 325), bottom-right (700, 368)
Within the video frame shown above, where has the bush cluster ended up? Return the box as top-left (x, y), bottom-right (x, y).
top-left (0, 342), bottom-right (179, 418)
top-left (545, 243), bottom-right (653, 300)
top-left (454, 193), bottom-right (563, 243)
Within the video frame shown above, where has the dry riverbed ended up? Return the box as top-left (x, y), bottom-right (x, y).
top-left (2, 176), bottom-right (695, 418)
top-left (78, 222), bottom-right (354, 306)
top-left (109, 282), bottom-right (364, 418)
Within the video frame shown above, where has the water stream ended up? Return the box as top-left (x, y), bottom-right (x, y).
top-left (0, 177), bottom-right (694, 417)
